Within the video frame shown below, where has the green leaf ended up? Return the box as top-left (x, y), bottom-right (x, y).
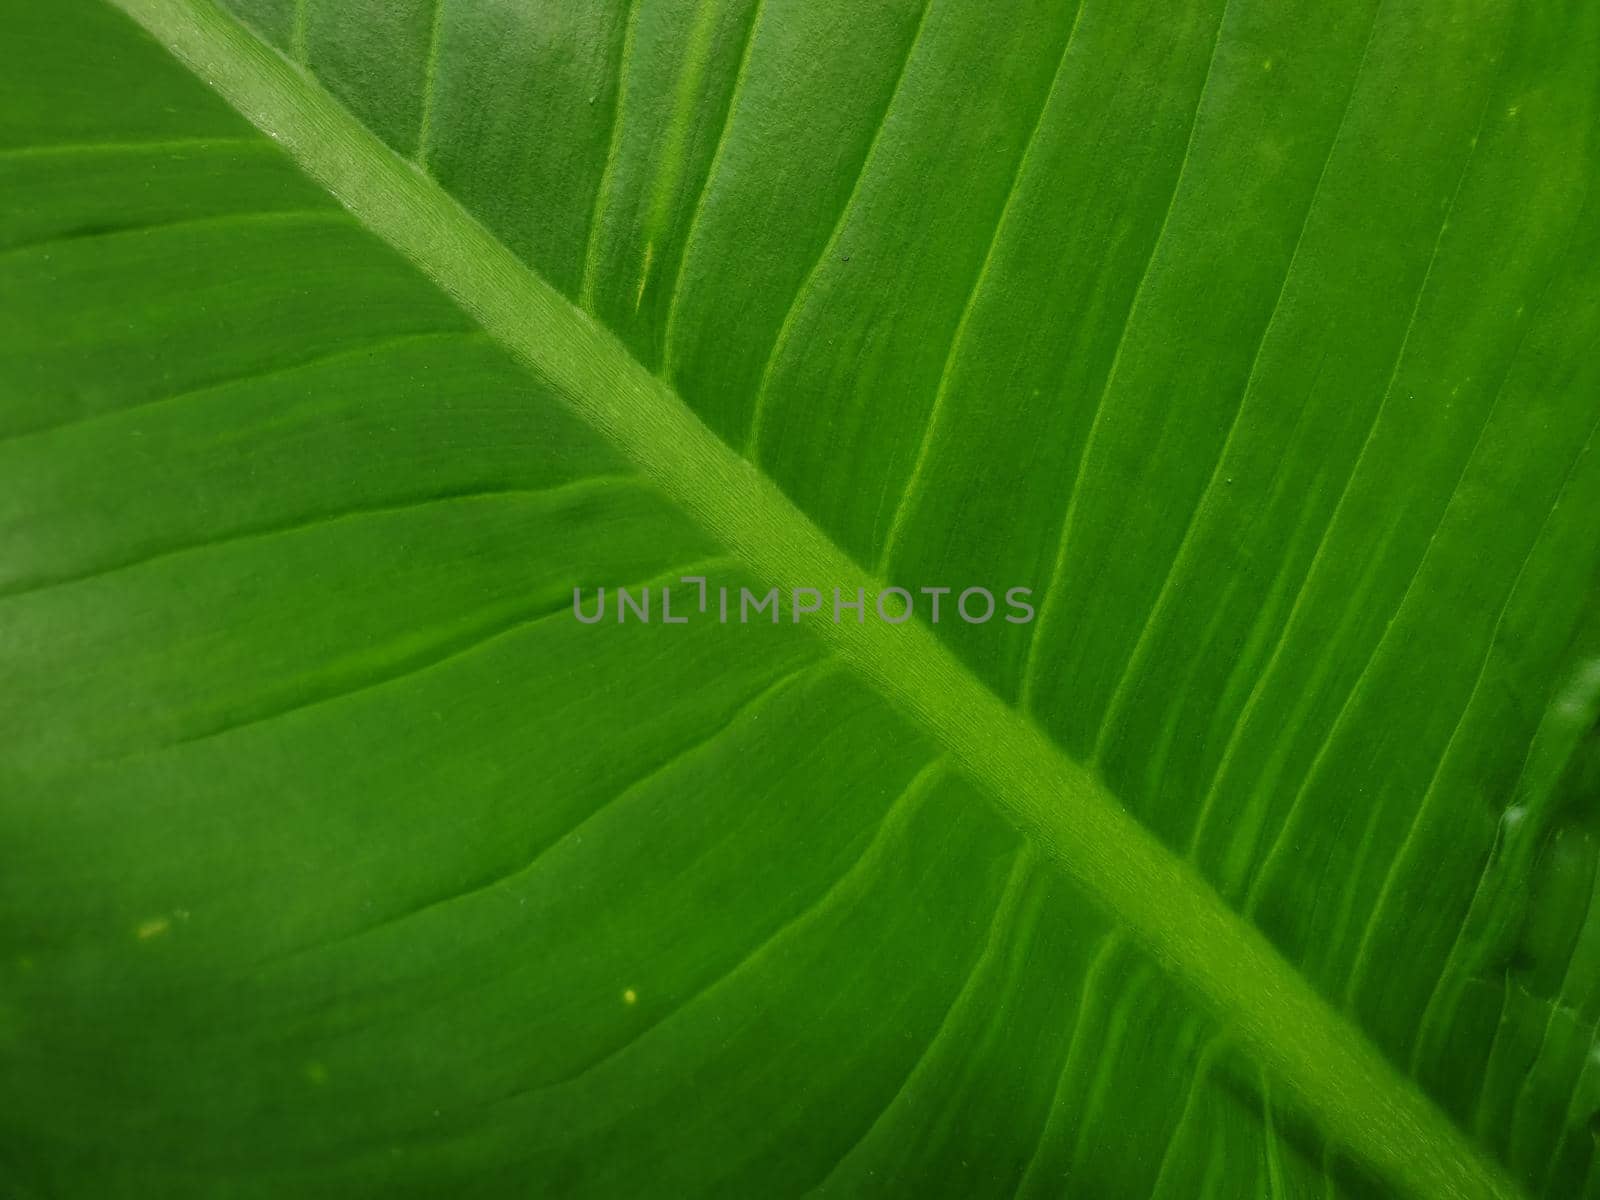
top-left (3, 0), bottom-right (1598, 1197)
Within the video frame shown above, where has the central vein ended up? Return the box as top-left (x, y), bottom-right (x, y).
top-left (105, 2), bottom-right (1521, 1197)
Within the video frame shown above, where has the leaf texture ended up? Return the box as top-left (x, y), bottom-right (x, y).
top-left (3, 0), bottom-right (1599, 1197)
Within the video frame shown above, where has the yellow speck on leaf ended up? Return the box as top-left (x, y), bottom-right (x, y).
top-left (135, 917), bottom-right (171, 940)
top-left (634, 244), bottom-right (654, 312)
top-left (1262, 58), bottom-right (1273, 71)
top-left (305, 1061), bottom-right (329, 1085)
top-left (622, 988), bottom-right (638, 1006)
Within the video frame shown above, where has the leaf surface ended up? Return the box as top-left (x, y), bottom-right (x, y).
top-left (3, 0), bottom-right (1599, 1197)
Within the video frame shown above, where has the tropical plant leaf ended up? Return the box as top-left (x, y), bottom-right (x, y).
top-left (3, 0), bottom-right (1599, 1197)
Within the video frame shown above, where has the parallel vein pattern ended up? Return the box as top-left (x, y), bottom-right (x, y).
top-left (3, 0), bottom-right (1599, 1197)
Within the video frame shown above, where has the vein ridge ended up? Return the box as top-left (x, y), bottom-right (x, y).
top-left (97, 4), bottom-right (1526, 1196)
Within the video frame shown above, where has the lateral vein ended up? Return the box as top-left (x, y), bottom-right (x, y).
top-left (103, 3), bottom-right (1522, 1197)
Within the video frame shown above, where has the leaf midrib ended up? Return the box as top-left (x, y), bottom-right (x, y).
top-left (102, 1), bottom-right (1521, 1196)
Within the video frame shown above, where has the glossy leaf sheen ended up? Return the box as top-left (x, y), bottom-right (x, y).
top-left (2, 1), bottom-right (1598, 1198)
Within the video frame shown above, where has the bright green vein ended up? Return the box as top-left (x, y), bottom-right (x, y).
top-left (104, 1), bottom-right (1525, 1197)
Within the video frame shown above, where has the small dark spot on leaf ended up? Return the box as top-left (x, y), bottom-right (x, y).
top-left (1504, 945), bottom-right (1537, 975)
